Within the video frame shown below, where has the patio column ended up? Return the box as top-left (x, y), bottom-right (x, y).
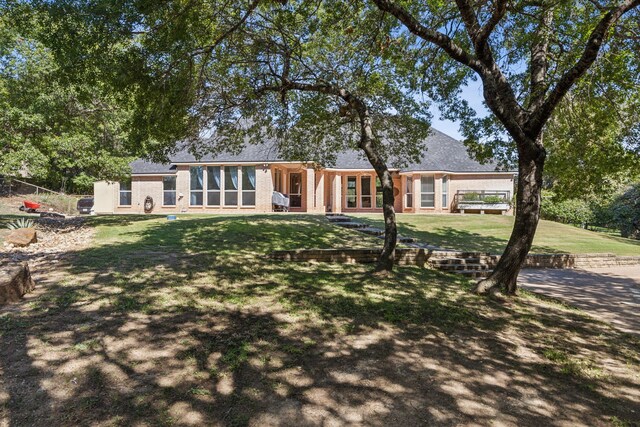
top-left (305, 166), bottom-right (316, 213)
top-left (332, 174), bottom-right (342, 213)
top-left (315, 172), bottom-right (325, 213)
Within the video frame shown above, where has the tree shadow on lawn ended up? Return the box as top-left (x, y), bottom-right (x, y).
top-left (1, 216), bottom-right (639, 426)
top-left (356, 217), bottom-right (571, 254)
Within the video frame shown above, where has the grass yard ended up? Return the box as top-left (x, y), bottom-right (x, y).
top-left (353, 213), bottom-right (640, 255)
top-left (1, 214), bottom-right (639, 426)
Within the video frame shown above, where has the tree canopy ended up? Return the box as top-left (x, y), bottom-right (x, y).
top-left (0, 6), bottom-right (136, 193)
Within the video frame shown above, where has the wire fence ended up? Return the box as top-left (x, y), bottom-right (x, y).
top-left (0, 177), bottom-right (90, 216)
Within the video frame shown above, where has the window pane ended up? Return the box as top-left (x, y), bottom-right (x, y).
top-left (290, 194), bottom-right (302, 208)
top-left (375, 178), bottom-right (383, 208)
top-left (225, 192), bottom-right (238, 206)
top-left (421, 193), bottom-right (434, 208)
top-left (406, 194), bottom-right (413, 208)
top-left (421, 176), bottom-right (434, 193)
top-left (120, 192), bottom-right (131, 206)
top-left (347, 177), bottom-right (356, 195)
top-left (290, 173), bottom-right (302, 194)
top-left (120, 181), bottom-right (131, 191)
top-left (242, 192), bottom-right (256, 206)
top-left (442, 194), bottom-right (448, 208)
top-left (190, 167), bottom-right (203, 190)
top-left (207, 191), bottom-right (220, 206)
top-left (347, 196), bottom-right (357, 208)
top-left (207, 166), bottom-right (220, 190)
top-left (163, 176), bottom-right (176, 191)
top-left (361, 196), bottom-right (372, 208)
top-left (225, 167), bottom-right (238, 190)
top-left (242, 166), bottom-right (256, 191)
top-left (361, 177), bottom-right (371, 196)
top-left (405, 177), bottom-right (413, 193)
top-left (164, 191), bottom-right (176, 206)
top-left (191, 192), bottom-right (203, 206)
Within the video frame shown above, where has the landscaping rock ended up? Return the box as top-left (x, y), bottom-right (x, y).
top-left (0, 263), bottom-right (35, 304)
top-left (5, 227), bottom-right (37, 247)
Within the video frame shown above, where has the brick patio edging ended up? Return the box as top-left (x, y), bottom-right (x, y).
top-left (269, 249), bottom-right (640, 269)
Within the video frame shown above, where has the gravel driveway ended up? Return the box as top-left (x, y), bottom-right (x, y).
top-left (518, 266), bottom-right (640, 335)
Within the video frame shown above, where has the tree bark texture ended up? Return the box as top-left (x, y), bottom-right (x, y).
top-left (475, 142), bottom-right (546, 295)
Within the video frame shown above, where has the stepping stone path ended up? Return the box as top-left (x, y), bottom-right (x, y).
top-left (326, 214), bottom-right (493, 278)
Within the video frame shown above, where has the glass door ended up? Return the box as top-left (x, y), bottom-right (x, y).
top-left (289, 173), bottom-right (302, 208)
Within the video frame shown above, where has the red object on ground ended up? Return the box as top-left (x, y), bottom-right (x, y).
top-left (23, 200), bottom-right (41, 210)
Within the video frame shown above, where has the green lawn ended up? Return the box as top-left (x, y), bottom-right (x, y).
top-left (1, 215), bottom-right (639, 425)
top-left (353, 213), bottom-right (640, 255)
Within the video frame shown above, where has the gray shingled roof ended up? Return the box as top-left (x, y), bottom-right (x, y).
top-left (131, 129), bottom-right (506, 174)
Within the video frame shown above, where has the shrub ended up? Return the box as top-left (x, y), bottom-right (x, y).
top-left (609, 183), bottom-right (640, 239)
top-left (461, 192), bottom-right (480, 202)
top-left (482, 195), bottom-right (505, 204)
top-left (541, 193), bottom-right (594, 226)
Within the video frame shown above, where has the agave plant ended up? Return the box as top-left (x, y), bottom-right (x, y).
top-left (6, 218), bottom-right (35, 230)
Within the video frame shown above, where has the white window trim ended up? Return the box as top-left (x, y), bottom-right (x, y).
top-left (189, 166), bottom-right (204, 207)
top-left (118, 182), bottom-right (132, 207)
top-left (223, 166), bottom-right (239, 207)
top-left (206, 166), bottom-right (222, 207)
top-left (241, 166), bottom-right (256, 207)
top-left (442, 175), bottom-right (449, 209)
top-left (162, 176), bottom-right (177, 206)
top-left (420, 175), bottom-right (435, 208)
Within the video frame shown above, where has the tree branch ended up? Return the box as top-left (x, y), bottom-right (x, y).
top-left (530, 0), bottom-right (640, 133)
top-left (370, 0), bottom-right (485, 73)
top-left (529, 6), bottom-right (553, 112)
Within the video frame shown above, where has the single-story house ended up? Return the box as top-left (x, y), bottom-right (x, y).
top-left (93, 129), bottom-right (516, 215)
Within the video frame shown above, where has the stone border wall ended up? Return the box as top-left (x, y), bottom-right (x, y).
top-left (269, 248), bottom-right (640, 269)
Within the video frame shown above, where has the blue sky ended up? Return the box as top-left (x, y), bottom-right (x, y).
top-left (429, 80), bottom-right (489, 140)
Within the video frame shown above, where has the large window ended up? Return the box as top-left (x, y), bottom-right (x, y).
top-left (190, 166), bottom-right (204, 206)
top-left (224, 166), bottom-right (239, 206)
top-left (346, 176), bottom-right (357, 208)
top-left (375, 177), bottom-right (383, 208)
top-left (242, 166), bottom-right (256, 206)
top-left (206, 166), bottom-right (221, 206)
top-left (119, 181), bottom-right (132, 206)
top-left (442, 175), bottom-right (449, 209)
top-left (405, 177), bottom-right (413, 208)
top-left (163, 176), bottom-right (177, 206)
top-left (361, 176), bottom-right (372, 208)
top-left (421, 175), bottom-right (435, 208)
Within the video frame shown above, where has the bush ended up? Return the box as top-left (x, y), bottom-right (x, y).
top-left (541, 193), bottom-right (595, 226)
top-left (461, 192), bottom-right (480, 201)
top-left (482, 195), bottom-right (505, 204)
top-left (609, 183), bottom-right (640, 239)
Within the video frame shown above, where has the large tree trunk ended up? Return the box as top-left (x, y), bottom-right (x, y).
top-left (475, 143), bottom-right (546, 295)
top-left (357, 143), bottom-right (397, 273)
top-left (374, 168), bottom-right (397, 273)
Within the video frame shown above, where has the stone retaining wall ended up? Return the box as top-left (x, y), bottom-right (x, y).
top-left (269, 248), bottom-right (640, 269)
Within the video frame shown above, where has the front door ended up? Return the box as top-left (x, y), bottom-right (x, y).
top-left (289, 173), bottom-right (302, 208)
